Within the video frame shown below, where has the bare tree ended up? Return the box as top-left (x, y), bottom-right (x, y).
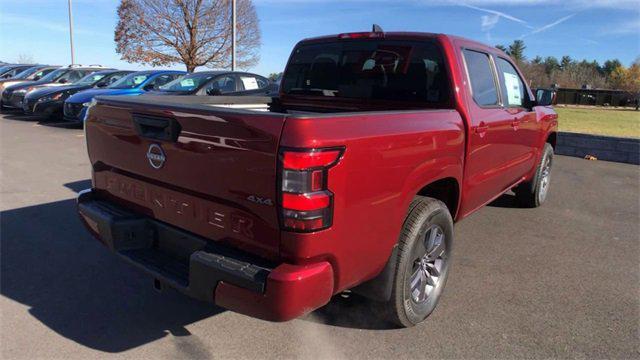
top-left (115, 0), bottom-right (261, 72)
top-left (16, 53), bottom-right (35, 64)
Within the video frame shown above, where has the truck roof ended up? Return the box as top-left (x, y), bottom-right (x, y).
top-left (298, 31), bottom-right (505, 55)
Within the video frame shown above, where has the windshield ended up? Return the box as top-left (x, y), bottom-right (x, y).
top-left (74, 72), bottom-right (108, 86)
top-left (281, 39), bottom-right (450, 105)
top-left (158, 73), bottom-right (212, 92)
top-left (38, 68), bottom-right (67, 82)
top-left (13, 67), bottom-right (42, 79)
top-left (0, 66), bottom-right (13, 75)
top-left (108, 73), bottom-right (150, 89)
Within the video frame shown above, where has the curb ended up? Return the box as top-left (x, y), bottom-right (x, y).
top-left (557, 132), bottom-right (639, 165)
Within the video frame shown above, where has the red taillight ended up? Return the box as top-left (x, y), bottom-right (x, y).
top-left (282, 192), bottom-right (331, 211)
top-left (279, 148), bottom-right (343, 232)
top-left (338, 32), bottom-right (384, 39)
top-left (282, 150), bottom-right (341, 170)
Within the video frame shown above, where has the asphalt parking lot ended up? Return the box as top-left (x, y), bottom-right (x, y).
top-left (1, 111), bottom-right (638, 359)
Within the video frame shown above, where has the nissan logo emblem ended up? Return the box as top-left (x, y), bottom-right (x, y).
top-left (146, 144), bottom-right (166, 169)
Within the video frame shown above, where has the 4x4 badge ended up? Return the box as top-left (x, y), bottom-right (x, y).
top-left (146, 144), bottom-right (166, 169)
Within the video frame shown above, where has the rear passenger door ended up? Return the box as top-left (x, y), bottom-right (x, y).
top-left (459, 49), bottom-right (521, 215)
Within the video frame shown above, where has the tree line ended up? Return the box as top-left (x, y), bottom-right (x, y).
top-left (496, 40), bottom-right (640, 95)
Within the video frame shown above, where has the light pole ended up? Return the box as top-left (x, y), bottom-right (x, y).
top-left (68, 0), bottom-right (75, 65)
top-left (231, 0), bottom-right (236, 71)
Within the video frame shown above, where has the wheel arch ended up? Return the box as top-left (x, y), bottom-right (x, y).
top-left (415, 177), bottom-right (460, 220)
top-left (352, 176), bottom-right (460, 302)
top-left (546, 131), bottom-right (557, 150)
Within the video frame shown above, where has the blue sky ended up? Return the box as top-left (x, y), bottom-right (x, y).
top-left (1, 0), bottom-right (638, 75)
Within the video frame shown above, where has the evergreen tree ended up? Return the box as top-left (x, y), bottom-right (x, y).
top-left (508, 40), bottom-right (526, 62)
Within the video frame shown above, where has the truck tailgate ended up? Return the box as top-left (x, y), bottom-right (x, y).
top-left (85, 97), bottom-right (286, 260)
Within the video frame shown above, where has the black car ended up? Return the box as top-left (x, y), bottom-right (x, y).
top-left (0, 65), bottom-right (59, 94)
top-left (23, 70), bottom-right (132, 118)
top-left (0, 64), bottom-right (35, 79)
top-left (1, 65), bottom-right (58, 83)
top-left (1, 65), bottom-right (110, 110)
top-left (151, 71), bottom-right (276, 96)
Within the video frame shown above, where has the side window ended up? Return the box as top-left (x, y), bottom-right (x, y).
top-left (239, 76), bottom-right (264, 90)
top-left (256, 77), bottom-right (268, 89)
top-left (38, 68), bottom-right (54, 79)
top-left (496, 58), bottom-right (527, 107)
top-left (107, 73), bottom-right (126, 84)
top-left (59, 70), bottom-right (85, 83)
top-left (207, 76), bottom-right (236, 93)
top-left (56, 71), bottom-right (72, 82)
top-left (98, 73), bottom-right (125, 87)
top-left (463, 49), bottom-right (499, 106)
top-left (148, 74), bottom-right (174, 87)
top-left (69, 71), bottom-right (85, 82)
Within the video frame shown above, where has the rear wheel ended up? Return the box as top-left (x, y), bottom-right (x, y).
top-left (386, 196), bottom-right (453, 327)
top-left (515, 143), bottom-right (553, 208)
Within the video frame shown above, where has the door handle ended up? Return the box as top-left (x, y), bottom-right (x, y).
top-left (511, 118), bottom-right (520, 130)
top-left (475, 121), bottom-right (488, 137)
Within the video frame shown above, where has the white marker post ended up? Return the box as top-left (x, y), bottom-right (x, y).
top-left (231, 0), bottom-right (236, 71)
top-left (68, 0), bottom-right (75, 65)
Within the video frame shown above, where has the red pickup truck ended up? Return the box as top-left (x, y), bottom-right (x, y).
top-left (77, 30), bottom-right (557, 327)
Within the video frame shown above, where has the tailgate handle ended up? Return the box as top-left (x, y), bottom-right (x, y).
top-left (132, 114), bottom-right (182, 142)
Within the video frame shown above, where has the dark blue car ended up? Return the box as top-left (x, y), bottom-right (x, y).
top-left (23, 70), bottom-right (132, 118)
top-left (63, 70), bottom-right (185, 123)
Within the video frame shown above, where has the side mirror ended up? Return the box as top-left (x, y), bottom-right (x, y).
top-left (58, 78), bottom-right (68, 84)
top-left (207, 88), bottom-right (222, 96)
top-left (535, 89), bottom-right (556, 106)
top-left (33, 75), bottom-right (41, 81)
top-left (143, 83), bottom-right (156, 91)
top-left (96, 82), bottom-right (107, 88)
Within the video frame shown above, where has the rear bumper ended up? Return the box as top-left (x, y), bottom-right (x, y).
top-left (77, 189), bottom-right (334, 321)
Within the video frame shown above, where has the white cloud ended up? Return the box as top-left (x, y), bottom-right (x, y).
top-left (481, 14), bottom-right (500, 31)
top-left (601, 18), bottom-right (640, 35)
top-left (481, 15), bottom-right (499, 30)
top-left (438, 0), bottom-right (639, 10)
top-left (461, 3), bottom-right (530, 25)
top-left (521, 13), bottom-right (576, 37)
top-left (255, 0), bottom-right (640, 10)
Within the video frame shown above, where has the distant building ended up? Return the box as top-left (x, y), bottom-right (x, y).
top-left (555, 88), bottom-right (636, 107)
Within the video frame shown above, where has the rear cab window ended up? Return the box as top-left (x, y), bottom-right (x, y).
top-left (281, 38), bottom-right (451, 108)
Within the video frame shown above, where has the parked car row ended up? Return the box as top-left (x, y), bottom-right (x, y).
top-left (0, 63), bottom-right (277, 124)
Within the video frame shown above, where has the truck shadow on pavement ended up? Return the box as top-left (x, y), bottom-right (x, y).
top-left (487, 193), bottom-right (520, 208)
top-left (1, 180), bottom-right (395, 352)
top-left (0, 190), bottom-right (223, 353)
top-left (303, 292), bottom-right (397, 330)
top-left (0, 111), bottom-right (79, 128)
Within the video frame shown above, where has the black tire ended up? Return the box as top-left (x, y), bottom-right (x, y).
top-left (386, 196), bottom-right (453, 327)
top-left (515, 143), bottom-right (554, 208)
